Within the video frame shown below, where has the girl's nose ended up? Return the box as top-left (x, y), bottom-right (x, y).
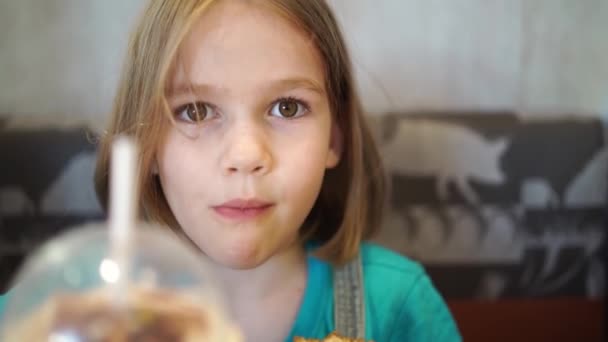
top-left (221, 124), bottom-right (272, 176)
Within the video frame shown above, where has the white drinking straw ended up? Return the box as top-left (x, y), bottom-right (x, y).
top-left (107, 135), bottom-right (138, 306)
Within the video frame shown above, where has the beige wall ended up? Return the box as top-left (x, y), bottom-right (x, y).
top-left (520, 0), bottom-right (608, 114)
top-left (0, 0), bottom-right (144, 127)
top-left (329, 0), bottom-right (608, 115)
top-left (1, 0), bottom-right (607, 124)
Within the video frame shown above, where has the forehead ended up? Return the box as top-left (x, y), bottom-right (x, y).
top-left (171, 0), bottom-right (326, 92)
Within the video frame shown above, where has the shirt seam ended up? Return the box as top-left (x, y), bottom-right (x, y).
top-left (386, 270), bottom-right (425, 341)
top-left (362, 260), bottom-right (423, 275)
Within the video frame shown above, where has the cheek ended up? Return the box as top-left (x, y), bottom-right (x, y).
top-left (156, 134), bottom-right (211, 213)
top-left (276, 137), bottom-right (330, 199)
top-left (158, 130), bottom-right (214, 177)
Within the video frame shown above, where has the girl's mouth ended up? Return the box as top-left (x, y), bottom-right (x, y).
top-left (212, 198), bottom-right (274, 220)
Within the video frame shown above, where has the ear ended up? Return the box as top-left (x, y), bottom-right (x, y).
top-left (326, 121), bottom-right (343, 169)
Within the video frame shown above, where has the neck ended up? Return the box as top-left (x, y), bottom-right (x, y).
top-left (211, 243), bottom-right (308, 342)
top-left (211, 243), bottom-right (307, 301)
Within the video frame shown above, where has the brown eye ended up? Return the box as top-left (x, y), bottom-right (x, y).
top-left (186, 102), bottom-right (207, 122)
top-left (279, 100), bottom-right (298, 117)
top-left (270, 98), bottom-right (308, 118)
top-left (175, 102), bottom-right (212, 123)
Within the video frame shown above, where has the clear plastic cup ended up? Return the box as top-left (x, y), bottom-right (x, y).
top-left (0, 223), bottom-right (242, 341)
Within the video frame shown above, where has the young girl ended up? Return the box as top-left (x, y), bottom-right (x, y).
top-left (3, 0), bottom-right (461, 340)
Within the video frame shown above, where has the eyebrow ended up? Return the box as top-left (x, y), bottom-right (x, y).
top-left (166, 77), bottom-right (326, 98)
top-left (273, 78), bottom-right (325, 95)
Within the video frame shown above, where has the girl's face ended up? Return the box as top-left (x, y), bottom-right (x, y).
top-left (158, 0), bottom-right (341, 269)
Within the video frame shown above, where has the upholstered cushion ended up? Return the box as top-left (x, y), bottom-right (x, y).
top-left (0, 115), bottom-right (103, 292)
top-left (371, 111), bottom-right (606, 298)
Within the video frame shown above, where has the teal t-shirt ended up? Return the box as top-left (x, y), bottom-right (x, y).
top-left (287, 243), bottom-right (461, 341)
top-left (0, 243), bottom-right (460, 341)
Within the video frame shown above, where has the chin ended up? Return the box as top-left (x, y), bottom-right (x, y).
top-left (219, 257), bottom-right (265, 270)
top-left (207, 241), bottom-right (271, 270)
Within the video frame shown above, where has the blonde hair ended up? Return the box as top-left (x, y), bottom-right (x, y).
top-left (95, 0), bottom-right (386, 265)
